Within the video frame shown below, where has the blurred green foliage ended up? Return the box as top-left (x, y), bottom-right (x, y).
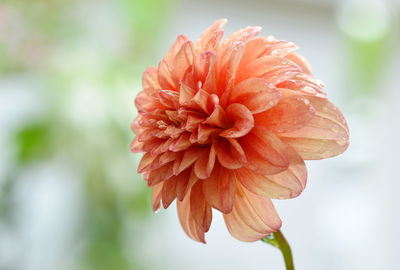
top-left (0, 0), bottom-right (174, 269)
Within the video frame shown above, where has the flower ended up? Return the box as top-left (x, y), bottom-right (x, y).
top-left (131, 19), bottom-right (349, 243)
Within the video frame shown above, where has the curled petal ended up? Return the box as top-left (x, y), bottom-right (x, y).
top-left (220, 103), bottom-right (254, 138)
top-left (223, 184), bottom-right (282, 242)
top-left (194, 145), bottom-right (216, 179)
top-left (215, 138), bottom-right (246, 169)
top-left (236, 56), bottom-right (301, 85)
top-left (280, 96), bottom-right (349, 160)
top-left (286, 53), bottom-right (312, 74)
top-left (240, 126), bottom-right (289, 174)
top-left (227, 78), bottom-right (281, 114)
top-left (203, 105), bottom-right (228, 128)
top-left (254, 88), bottom-right (315, 133)
top-left (236, 145), bottom-right (307, 199)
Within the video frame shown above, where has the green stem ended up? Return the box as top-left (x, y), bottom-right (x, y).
top-left (261, 230), bottom-right (294, 270)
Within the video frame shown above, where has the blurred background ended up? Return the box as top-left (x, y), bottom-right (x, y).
top-left (0, 0), bottom-right (399, 269)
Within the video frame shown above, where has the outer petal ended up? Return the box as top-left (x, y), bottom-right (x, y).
top-left (142, 67), bottom-right (161, 94)
top-left (236, 56), bottom-right (301, 85)
top-left (195, 19), bottom-right (227, 52)
top-left (151, 182), bottom-right (164, 212)
top-left (162, 176), bottom-right (177, 208)
top-left (279, 96), bottom-right (349, 160)
top-left (236, 145), bottom-right (307, 199)
top-left (226, 78), bottom-right (281, 114)
top-left (240, 126), bottom-right (289, 174)
top-left (190, 181), bottom-right (212, 232)
top-left (254, 88), bottom-right (315, 133)
top-left (202, 164), bottom-right (236, 214)
top-left (223, 184), bottom-right (282, 242)
top-left (177, 191), bottom-right (207, 243)
top-left (286, 53), bottom-right (312, 74)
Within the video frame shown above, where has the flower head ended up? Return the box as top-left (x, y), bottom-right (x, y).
top-left (131, 19), bottom-right (349, 243)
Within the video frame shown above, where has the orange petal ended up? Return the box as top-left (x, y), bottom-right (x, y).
top-left (177, 191), bottom-right (207, 243)
top-left (172, 40), bottom-right (194, 84)
top-left (195, 19), bottom-right (227, 52)
top-left (220, 103), bottom-right (254, 138)
top-left (175, 169), bottom-right (197, 201)
top-left (152, 182), bottom-right (164, 212)
top-left (137, 152), bottom-right (157, 173)
top-left (194, 145), bottom-right (216, 179)
top-left (203, 105), bottom-right (228, 128)
top-left (215, 138), bottom-right (246, 169)
top-left (190, 181), bottom-right (212, 232)
top-left (158, 60), bottom-right (176, 90)
top-left (236, 145), bottom-right (307, 199)
top-left (279, 96), bottom-right (349, 160)
top-left (162, 176), bottom-right (177, 208)
top-left (228, 78), bottom-right (281, 114)
top-left (202, 164), bottom-right (236, 214)
top-left (147, 164), bottom-right (173, 186)
top-left (193, 51), bottom-right (216, 85)
top-left (164, 34), bottom-right (189, 66)
top-left (179, 83), bottom-right (196, 105)
top-left (223, 184), bottom-right (282, 242)
top-left (239, 126), bottom-right (289, 174)
top-left (277, 74), bottom-right (326, 97)
top-left (142, 67), bottom-right (161, 94)
top-left (174, 147), bottom-right (200, 175)
top-left (134, 90), bottom-right (161, 112)
top-left (158, 90), bottom-right (180, 109)
top-left (169, 133), bottom-right (192, 152)
top-left (286, 53), bottom-right (312, 74)
top-left (254, 88), bottom-right (315, 133)
top-left (236, 56), bottom-right (301, 85)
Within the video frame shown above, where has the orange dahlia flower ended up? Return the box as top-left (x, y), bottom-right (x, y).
top-left (131, 19), bottom-right (349, 243)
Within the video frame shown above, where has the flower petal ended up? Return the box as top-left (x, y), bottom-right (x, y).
top-left (227, 78), bottom-right (281, 114)
top-left (236, 145), bottom-right (307, 199)
top-left (162, 176), bottom-right (177, 208)
top-left (194, 145), bottom-right (216, 179)
top-left (215, 138), bottom-right (246, 169)
top-left (236, 56), bottom-right (301, 85)
top-left (202, 164), bottom-right (236, 214)
top-left (223, 184), bottom-right (282, 242)
top-left (254, 88), bottom-right (315, 133)
top-left (175, 169), bottom-right (198, 201)
top-left (286, 53), bottom-right (312, 74)
top-left (177, 191), bottom-right (207, 243)
top-left (239, 126), bottom-right (289, 174)
top-left (142, 67), bottom-right (161, 94)
top-left (279, 96), bottom-right (349, 160)
top-left (190, 181), bottom-right (212, 232)
top-left (220, 103), bottom-right (254, 138)
top-left (195, 19), bottom-right (227, 52)
top-left (151, 182), bottom-right (164, 212)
